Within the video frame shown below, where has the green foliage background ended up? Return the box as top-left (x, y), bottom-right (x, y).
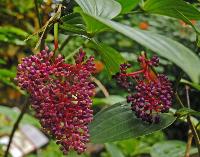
top-left (1, 0), bottom-right (200, 157)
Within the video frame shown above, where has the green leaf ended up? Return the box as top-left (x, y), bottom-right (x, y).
top-left (0, 106), bottom-right (40, 129)
top-left (180, 79), bottom-right (200, 91)
top-left (93, 43), bottom-right (125, 76)
top-left (11, 0), bottom-right (35, 13)
top-left (175, 107), bottom-right (200, 118)
top-left (74, 0), bottom-right (121, 33)
top-left (59, 23), bottom-right (88, 36)
top-left (0, 26), bottom-right (28, 37)
top-left (89, 102), bottom-right (176, 143)
top-left (0, 59), bottom-right (6, 65)
top-left (143, 0), bottom-right (200, 20)
top-left (75, 0), bottom-right (121, 19)
top-left (76, 2), bottom-right (200, 83)
top-left (96, 18), bottom-right (200, 83)
top-left (150, 140), bottom-right (198, 157)
top-left (105, 143), bottom-right (125, 157)
top-left (116, 0), bottom-right (140, 14)
top-left (60, 13), bottom-right (89, 36)
top-left (0, 26), bottom-right (27, 45)
top-left (93, 95), bottom-right (126, 106)
top-left (0, 69), bottom-right (16, 78)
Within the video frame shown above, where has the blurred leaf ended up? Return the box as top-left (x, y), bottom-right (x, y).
top-left (0, 69), bottom-right (16, 78)
top-left (0, 106), bottom-right (40, 129)
top-left (105, 143), bottom-right (125, 157)
top-left (93, 95), bottom-right (125, 106)
top-left (116, 0), bottom-right (140, 14)
top-left (27, 141), bottom-right (88, 157)
top-left (0, 59), bottom-right (6, 65)
top-left (89, 102), bottom-right (176, 143)
top-left (93, 43), bottom-right (125, 76)
top-left (175, 9), bottom-right (200, 34)
top-left (74, 0), bottom-right (121, 33)
top-left (0, 34), bottom-right (25, 45)
top-left (76, 2), bottom-right (200, 83)
top-left (150, 140), bottom-right (198, 157)
top-left (175, 107), bottom-right (200, 117)
top-left (143, 0), bottom-right (200, 20)
top-left (0, 26), bottom-right (28, 37)
top-left (11, 0), bottom-right (35, 13)
top-left (180, 79), bottom-right (200, 91)
top-left (0, 26), bottom-right (27, 45)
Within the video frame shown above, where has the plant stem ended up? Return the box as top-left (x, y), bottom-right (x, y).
top-left (91, 76), bottom-right (109, 98)
top-left (187, 116), bottom-right (200, 156)
top-left (4, 98), bottom-right (29, 157)
top-left (185, 86), bottom-right (200, 156)
top-left (54, 23), bottom-right (59, 51)
top-left (175, 92), bottom-right (185, 108)
top-left (184, 130), bottom-right (193, 157)
top-left (34, 0), bottom-right (42, 28)
top-left (185, 85), bottom-right (191, 109)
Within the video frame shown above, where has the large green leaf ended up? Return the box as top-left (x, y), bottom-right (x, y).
top-left (75, 1), bottom-right (200, 83)
top-left (93, 43), bottom-right (125, 76)
top-left (117, 0), bottom-right (140, 14)
top-left (150, 140), bottom-right (198, 157)
top-left (89, 102), bottom-right (176, 143)
top-left (74, 0), bottom-right (121, 33)
top-left (75, 0), bottom-right (121, 19)
top-left (143, 0), bottom-right (200, 20)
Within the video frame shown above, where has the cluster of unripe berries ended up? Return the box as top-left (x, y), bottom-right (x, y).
top-left (15, 47), bottom-right (95, 154)
top-left (114, 53), bottom-right (173, 123)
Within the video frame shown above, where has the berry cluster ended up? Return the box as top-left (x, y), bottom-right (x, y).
top-left (114, 53), bottom-right (173, 123)
top-left (15, 47), bottom-right (95, 154)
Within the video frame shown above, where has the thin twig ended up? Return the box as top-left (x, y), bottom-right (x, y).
top-left (186, 85), bottom-right (191, 109)
top-left (175, 92), bottom-right (185, 108)
top-left (91, 77), bottom-right (109, 98)
top-left (184, 130), bottom-right (193, 157)
top-left (4, 98), bottom-right (29, 157)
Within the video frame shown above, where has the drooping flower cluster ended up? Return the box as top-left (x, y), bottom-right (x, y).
top-left (15, 47), bottom-right (95, 154)
top-left (114, 52), bottom-right (173, 123)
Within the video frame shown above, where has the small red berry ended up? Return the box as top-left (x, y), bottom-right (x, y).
top-left (15, 47), bottom-right (95, 154)
top-left (114, 53), bottom-right (173, 123)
